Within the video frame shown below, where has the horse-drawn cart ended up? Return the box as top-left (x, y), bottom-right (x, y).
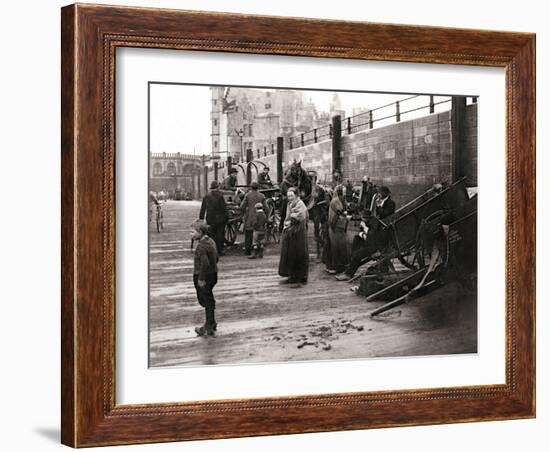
top-left (351, 178), bottom-right (478, 316)
top-left (219, 189), bottom-right (243, 246)
top-left (220, 186), bottom-right (282, 246)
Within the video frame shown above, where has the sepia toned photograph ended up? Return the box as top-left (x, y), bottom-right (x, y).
top-left (148, 83), bottom-right (478, 368)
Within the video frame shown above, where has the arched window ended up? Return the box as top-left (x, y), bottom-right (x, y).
top-left (153, 162), bottom-right (162, 176)
top-left (166, 161), bottom-right (176, 175)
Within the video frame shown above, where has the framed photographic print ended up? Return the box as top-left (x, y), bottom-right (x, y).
top-left (61, 3), bottom-right (536, 447)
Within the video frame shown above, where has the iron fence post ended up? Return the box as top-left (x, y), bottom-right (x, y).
top-left (396, 101), bottom-right (401, 122)
top-left (276, 137), bottom-right (284, 184)
top-left (246, 148), bottom-right (253, 186)
top-left (331, 115), bottom-right (342, 183)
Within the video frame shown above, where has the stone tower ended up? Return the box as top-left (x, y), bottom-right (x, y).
top-left (278, 89), bottom-right (297, 138)
top-left (210, 86), bottom-right (224, 159)
top-left (330, 92), bottom-right (345, 118)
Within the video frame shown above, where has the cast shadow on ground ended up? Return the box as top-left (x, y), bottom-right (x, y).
top-left (34, 427), bottom-right (59, 443)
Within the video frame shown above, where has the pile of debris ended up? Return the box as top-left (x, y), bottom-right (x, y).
top-left (271, 318), bottom-right (366, 351)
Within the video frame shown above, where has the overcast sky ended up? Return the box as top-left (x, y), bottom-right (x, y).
top-left (149, 84), bottom-right (454, 156)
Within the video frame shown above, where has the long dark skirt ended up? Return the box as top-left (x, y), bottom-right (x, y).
top-left (321, 222), bottom-right (332, 266)
top-left (328, 228), bottom-right (349, 273)
top-left (278, 221), bottom-right (309, 281)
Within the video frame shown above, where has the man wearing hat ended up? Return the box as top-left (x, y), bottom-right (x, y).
top-left (199, 180), bottom-right (227, 255)
top-left (240, 181), bottom-right (267, 255)
top-left (257, 166), bottom-right (273, 190)
top-left (373, 186), bottom-right (396, 220)
top-left (221, 167), bottom-right (238, 191)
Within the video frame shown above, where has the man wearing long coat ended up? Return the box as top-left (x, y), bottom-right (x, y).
top-left (240, 182), bottom-right (267, 255)
top-left (199, 181), bottom-right (228, 254)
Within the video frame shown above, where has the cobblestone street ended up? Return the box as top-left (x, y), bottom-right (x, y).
top-left (149, 200), bottom-right (477, 367)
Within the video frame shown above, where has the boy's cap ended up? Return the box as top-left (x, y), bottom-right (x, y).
top-left (190, 220), bottom-right (209, 234)
top-left (254, 202), bottom-right (264, 210)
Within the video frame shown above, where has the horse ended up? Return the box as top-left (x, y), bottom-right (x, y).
top-left (279, 161), bottom-right (328, 258)
top-left (279, 160), bottom-right (312, 200)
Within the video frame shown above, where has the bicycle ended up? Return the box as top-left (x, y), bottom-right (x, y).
top-left (155, 203), bottom-right (164, 232)
top-left (265, 209), bottom-right (280, 244)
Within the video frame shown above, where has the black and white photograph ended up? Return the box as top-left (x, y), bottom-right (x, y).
top-left (148, 83), bottom-right (479, 368)
top-left (3, 0), bottom-right (544, 449)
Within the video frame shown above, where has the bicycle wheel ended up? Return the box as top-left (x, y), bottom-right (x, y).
top-left (271, 213), bottom-right (281, 243)
top-left (224, 221), bottom-right (238, 245)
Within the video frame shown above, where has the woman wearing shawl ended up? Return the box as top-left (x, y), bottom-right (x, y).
top-left (278, 187), bottom-right (309, 284)
top-left (327, 184), bottom-right (349, 274)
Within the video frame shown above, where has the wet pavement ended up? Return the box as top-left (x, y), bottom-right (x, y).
top-left (149, 200), bottom-right (477, 367)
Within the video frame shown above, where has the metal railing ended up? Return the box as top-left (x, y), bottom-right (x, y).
top-left (340, 95), bottom-right (454, 136)
top-left (284, 95), bottom-right (478, 150)
top-left (219, 95), bottom-right (477, 159)
top-left (287, 122), bottom-right (333, 150)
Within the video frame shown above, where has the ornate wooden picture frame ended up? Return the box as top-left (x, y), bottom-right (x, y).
top-left (61, 3), bottom-right (535, 447)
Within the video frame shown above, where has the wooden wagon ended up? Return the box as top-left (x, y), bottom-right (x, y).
top-left (220, 186), bottom-right (282, 246)
top-left (350, 178), bottom-right (478, 316)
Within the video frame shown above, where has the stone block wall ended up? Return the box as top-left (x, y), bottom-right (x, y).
top-left (245, 140), bottom-right (332, 185)
top-left (462, 103), bottom-right (478, 186)
top-left (340, 110), bottom-right (453, 206)
top-left (201, 105), bottom-right (477, 207)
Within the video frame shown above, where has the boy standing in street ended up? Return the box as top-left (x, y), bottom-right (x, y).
top-left (248, 202), bottom-right (267, 259)
top-left (191, 222), bottom-right (219, 336)
top-left (240, 181), bottom-right (267, 255)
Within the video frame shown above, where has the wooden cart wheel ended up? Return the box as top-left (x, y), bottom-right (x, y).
top-left (224, 220), bottom-right (241, 245)
top-left (412, 210), bottom-right (448, 269)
